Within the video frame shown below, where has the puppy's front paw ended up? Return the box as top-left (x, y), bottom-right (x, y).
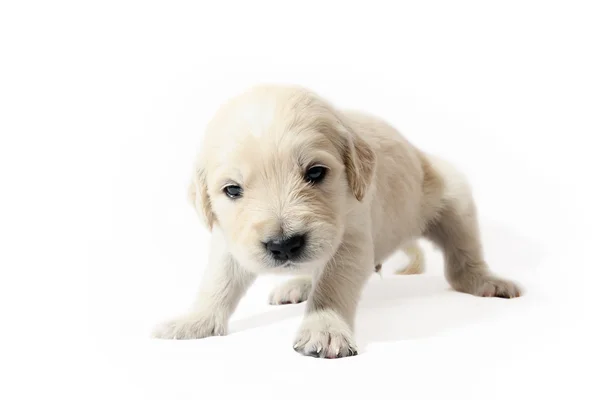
top-left (293, 310), bottom-right (357, 359)
top-left (152, 313), bottom-right (226, 340)
top-left (269, 277), bottom-right (312, 305)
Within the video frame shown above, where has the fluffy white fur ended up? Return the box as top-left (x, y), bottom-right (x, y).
top-left (152, 84), bottom-right (522, 358)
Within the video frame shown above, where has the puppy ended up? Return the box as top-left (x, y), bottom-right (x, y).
top-left (152, 84), bottom-right (522, 358)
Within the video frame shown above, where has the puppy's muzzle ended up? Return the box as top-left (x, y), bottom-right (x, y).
top-left (264, 234), bottom-right (306, 262)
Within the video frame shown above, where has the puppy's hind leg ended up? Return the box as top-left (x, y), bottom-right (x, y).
top-left (374, 242), bottom-right (425, 276)
top-left (424, 159), bottom-right (522, 298)
top-left (394, 240), bottom-right (425, 275)
top-left (269, 276), bottom-right (312, 305)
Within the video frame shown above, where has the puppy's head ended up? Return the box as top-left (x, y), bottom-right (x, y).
top-left (189, 85), bottom-right (375, 274)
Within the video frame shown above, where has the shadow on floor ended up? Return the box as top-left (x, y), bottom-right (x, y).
top-left (229, 220), bottom-right (543, 348)
top-left (229, 274), bottom-right (530, 349)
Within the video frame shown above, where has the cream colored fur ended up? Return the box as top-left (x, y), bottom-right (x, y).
top-left (152, 84), bottom-right (522, 358)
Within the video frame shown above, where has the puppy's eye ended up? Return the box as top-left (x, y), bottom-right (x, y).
top-left (223, 185), bottom-right (243, 199)
top-left (305, 166), bottom-right (327, 184)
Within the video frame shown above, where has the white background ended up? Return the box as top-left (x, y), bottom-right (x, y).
top-left (1, 1), bottom-right (599, 399)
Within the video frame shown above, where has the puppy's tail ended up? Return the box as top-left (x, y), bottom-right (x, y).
top-left (395, 241), bottom-right (425, 275)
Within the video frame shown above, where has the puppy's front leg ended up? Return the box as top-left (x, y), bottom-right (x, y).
top-left (152, 233), bottom-right (255, 339)
top-left (293, 238), bottom-right (372, 358)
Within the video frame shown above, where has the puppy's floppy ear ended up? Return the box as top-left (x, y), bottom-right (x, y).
top-left (338, 119), bottom-right (376, 201)
top-left (187, 162), bottom-right (215, 230)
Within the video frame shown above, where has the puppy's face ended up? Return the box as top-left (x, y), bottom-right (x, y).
top-left (189, 86), bottom-right (375, 274)
top-left (208, 131), bottom-right (347, 273)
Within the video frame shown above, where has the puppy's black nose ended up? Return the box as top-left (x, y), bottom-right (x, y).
top-left (265, 235), bottom-right (306, 261)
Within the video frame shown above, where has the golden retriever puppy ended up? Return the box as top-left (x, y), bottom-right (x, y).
top-left (152, 84), bottom-right (522, 358)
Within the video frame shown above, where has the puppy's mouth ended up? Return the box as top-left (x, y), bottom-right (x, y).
top-left (270, 259), bottom-right (301, 268)
top-left (268, 257), bottom-right (315, 270)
